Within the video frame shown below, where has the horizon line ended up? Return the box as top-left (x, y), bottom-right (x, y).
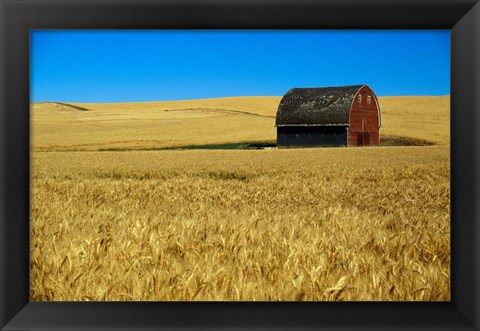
top-left (31, 94), bottom-right (451, 104)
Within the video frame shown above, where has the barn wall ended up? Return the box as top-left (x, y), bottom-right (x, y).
top-left (348, 85), bottom-right (380, 146)
top-left (277, 126), bottom-right (348, 147)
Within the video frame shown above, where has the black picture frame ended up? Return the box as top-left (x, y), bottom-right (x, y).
top-left (1, 0), bottom-right (479, 330)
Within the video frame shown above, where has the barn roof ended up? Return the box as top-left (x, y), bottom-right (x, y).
top-left (275, 85), bottom-right (366, 127)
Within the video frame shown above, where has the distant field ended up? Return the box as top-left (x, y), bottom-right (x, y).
top-left (30, 96), bottom-right (450, 301)
top-left (31, 95), bottom-right (449, 151)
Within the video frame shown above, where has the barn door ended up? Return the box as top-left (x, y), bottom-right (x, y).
top-left (363, 132), bottom-right (370, 145)
top-left (357, 132), bottom-right (370, 146)
top-left (357, 132), bottom-right (363, 146)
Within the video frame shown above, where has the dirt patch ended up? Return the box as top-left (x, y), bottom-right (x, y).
top-left (380, 135), bottom-right (435, 146)
top-left (96, 141), bottom-right (277, 152)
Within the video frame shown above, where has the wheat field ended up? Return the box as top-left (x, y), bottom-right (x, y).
top-left (30, 95), bottom-right (450, 301)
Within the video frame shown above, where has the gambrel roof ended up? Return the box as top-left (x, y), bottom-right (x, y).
top-left (275, 85), bottom-right (366, 127)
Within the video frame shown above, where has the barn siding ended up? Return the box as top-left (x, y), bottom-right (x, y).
top-left (348, 85), bottom-right (380, 146)
top-left (277, 126), bottom-right (347, 147)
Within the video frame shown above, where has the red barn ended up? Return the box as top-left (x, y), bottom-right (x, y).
top-left (275, 85), bottom-right (381, 147)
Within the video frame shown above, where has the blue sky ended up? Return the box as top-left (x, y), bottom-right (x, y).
top-left (30, 30), bottom-right (450, 102)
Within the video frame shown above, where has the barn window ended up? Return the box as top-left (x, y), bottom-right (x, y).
top-left (358, 95), bottom-right (362, 103)
top-left (367, 96), bottom-right (371, 104)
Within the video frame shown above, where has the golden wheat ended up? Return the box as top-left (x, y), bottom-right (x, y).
top-left (31, 96), bottom-right (449, 151)
top-left (30, 96), bottom-right (450, 301)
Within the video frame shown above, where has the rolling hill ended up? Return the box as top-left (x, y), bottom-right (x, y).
top-left (31, 95), bottom-right (449, 151)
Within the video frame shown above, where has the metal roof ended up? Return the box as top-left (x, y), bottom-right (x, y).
top-left (275, 85), bottom-right (365, 127)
